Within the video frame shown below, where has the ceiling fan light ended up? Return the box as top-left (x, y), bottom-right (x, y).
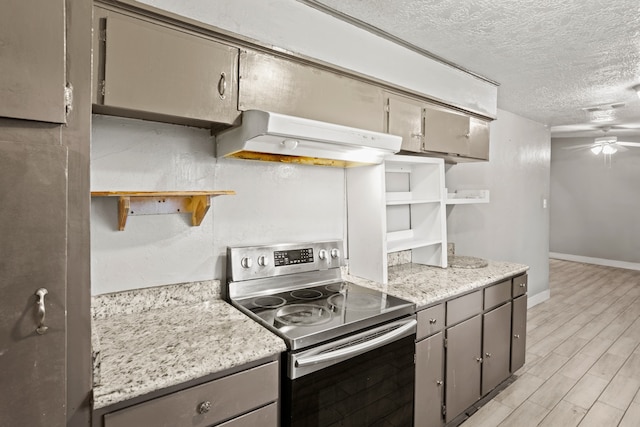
top-left (591, 145), bottom-right (603, 155)
top-left (633, 84), bottom-right (640, 99)
top-left (602, 144), bottom-right (617, 155)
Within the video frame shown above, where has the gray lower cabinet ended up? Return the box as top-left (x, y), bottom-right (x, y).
top-left (93, 7), bottom-right (240, 127)
top-left (512, 294), bottom-right (528, 372)
top-left (415, 332), bottom-right (444, 427)
top-left (445, 315), bottom-right (482, 424)
top-left (482, 302), bottom-right (512, 395)
top-left (100, 361), bottom-right (279, 427)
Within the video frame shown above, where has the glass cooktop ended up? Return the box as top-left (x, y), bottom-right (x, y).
top-left (231, 281), bottom-right (415, 350)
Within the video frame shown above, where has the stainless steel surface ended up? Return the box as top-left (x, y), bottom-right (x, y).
top-left (289, 317), bottom-right (416, 379)
top-left (227, 240), bottom-right (416, 349)
top-left (35, 288), bottom-right (49, 335)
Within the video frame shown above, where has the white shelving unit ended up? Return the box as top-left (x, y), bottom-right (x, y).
top-left (347, 155), bottom-right (447, 284)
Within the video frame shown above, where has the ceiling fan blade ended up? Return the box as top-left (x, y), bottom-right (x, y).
top-left (561, 143), bottom-right (595, 150)
top-left (616, 141), bottom-right (640, 148)
top-left (613, 144), bottom-right (629, 152)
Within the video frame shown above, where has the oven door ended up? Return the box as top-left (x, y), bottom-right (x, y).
top-left (283, 317), bottom-right (417, 427)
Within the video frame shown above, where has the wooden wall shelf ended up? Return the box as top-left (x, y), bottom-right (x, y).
top-left (91, 191), bottom-right (235, 230)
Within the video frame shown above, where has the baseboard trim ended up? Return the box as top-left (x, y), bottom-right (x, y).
top-left (527, 290), bottom-right (550, 309)
top-left (549, 252), bottom-right (640, 272)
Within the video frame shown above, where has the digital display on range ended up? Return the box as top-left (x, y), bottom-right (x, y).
top-left (274, 248), bottom-right (314, 267)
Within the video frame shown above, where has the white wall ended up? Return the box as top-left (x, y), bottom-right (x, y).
top-left (445, 109), bottom-right (551, 305)
top-left (550, 136), bottom-right (640, 268)
top-left (137, 0), bottom-right (497, 118)
top-left (91, 115), bottom-right (344, 294)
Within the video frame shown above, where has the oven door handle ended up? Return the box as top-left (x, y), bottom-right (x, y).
top-left (295, 318), bottom-right (417, 367)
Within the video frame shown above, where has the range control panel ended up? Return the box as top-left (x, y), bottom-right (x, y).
top-left (227, 241), bottom-right (345, 282)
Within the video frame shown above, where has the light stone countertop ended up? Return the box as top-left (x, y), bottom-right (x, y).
top-left (91, 280), bottom-right (286, 410)
top-left (92, 260), bottom-right (527, 410)
top-left (345, 260), bottom-right (529, 309)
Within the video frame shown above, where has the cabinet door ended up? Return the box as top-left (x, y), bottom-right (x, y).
top-left (387, 95), bottom-right (424, 152)
top-left (423, 105), bottom-right (470, 156)
top-left (0, 0), bottom-right (66, 123)
top-left (482, 302), bottom-right (512, 395)
top-left (468, 117), bottom-right (490, 160)
top-left (239, 50), bottom-right (385, 132)
top-left (99, 13), bottom-right (239, 124)
top-left (0, 141), bottom-right (68, 427)
top-left (415, 332), bottom-right (444, 427)
top-left (511, 295), bottom-right (528, 372)
top-left (445, 315), bottom-right (482, 423)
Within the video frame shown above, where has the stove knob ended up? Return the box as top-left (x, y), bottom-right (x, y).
top-left (241, 257), bottom-right (253, 269)
top-left (257, 255), bottom-right (269, 267)
top-left (330, 248), bottom-right (340, 259)
top-left (318, 249), bottom-right (328, 261)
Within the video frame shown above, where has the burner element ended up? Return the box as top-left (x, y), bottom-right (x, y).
top-left (275, 304), bottom-right (332, 326)
top-left (290, 289), bottom-right (323, 300)
top-left (325, 282), bottom-right (346, 293)
top-left (328, 293), bottom-right (382, 311)
top-left (252, 296), bottom-right (287, 309)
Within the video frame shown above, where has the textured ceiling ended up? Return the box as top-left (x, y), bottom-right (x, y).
top-left (305, 0), bottom-right (640, 137)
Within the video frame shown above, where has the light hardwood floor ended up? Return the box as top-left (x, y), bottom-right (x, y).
top-left (462, 258), bottom-right (640, 427)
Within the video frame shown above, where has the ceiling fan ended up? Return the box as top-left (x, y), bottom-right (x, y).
top-left (563, 128), bottom-right (640, 156)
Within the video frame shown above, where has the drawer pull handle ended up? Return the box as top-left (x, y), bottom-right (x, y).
top-left (218, 72), bottom-right (227, 99)
top-left (514, 334), bottom-right (520, 339)
top-left (429, 318), bottom-right (437, 324)
top-left (198, 401), bottom-right (212, 414)
top-left (35, 288), bottom-right (49, 335)
top-left (436, 380), bottom-right (443, 386)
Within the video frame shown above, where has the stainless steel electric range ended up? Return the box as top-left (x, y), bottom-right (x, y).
top-left (226, 240), bottom-right (417, 427)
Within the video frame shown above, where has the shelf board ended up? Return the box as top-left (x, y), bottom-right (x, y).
top-left (91, 191), bottom-right (235, 230)
top-left (386, 233), bottom-right (442, 253)
top-left (446, 189), bottom-right (490, 205)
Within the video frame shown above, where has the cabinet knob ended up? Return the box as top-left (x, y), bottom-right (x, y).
top-left (514, 334), bottom-right (520, 339)
top-left (519, 283), bottom-right (526, 288)
top-left (436, 380), bottom-right (443, 386)
top-left (476, 357), bottom-right (483, 363)
top-left (411, 132), bottom-right (423, 138)
top-left (429, 318), bottom-right (437, 324)
top-left (198, 400), bottom-right (212, 414)
top-left (485, 352), bottom-right (492, 358)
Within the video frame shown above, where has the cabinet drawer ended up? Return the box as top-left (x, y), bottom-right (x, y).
top-left (484, 280), bottom-right (512, 310)
top-left (104, 362), bottom-right (278, 427)
top-left (446, 291), bottom-right (482, 326)
top-left (417, 304), bottom-right (445, 340)
top-left (512, 274), bottom-right (528, 297)
top-left (217, 403), bottom-right (277, 427)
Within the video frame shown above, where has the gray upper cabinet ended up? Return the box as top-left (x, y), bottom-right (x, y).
top-left (239, 50), bottom-right (385, 132)
top-left (387, 94), bottom-right (424, 152)
top-left (386, 93), bottom-right (491, 161)
top-left (423, 104), bottom-right (490, 160)
top-left (0, 0), bottom-right (66, 123)
top-left (93, 9), bottom-right (239, 127)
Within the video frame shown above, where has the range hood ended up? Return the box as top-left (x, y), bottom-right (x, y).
top-left (216, 110), bottom-right (402, 167)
